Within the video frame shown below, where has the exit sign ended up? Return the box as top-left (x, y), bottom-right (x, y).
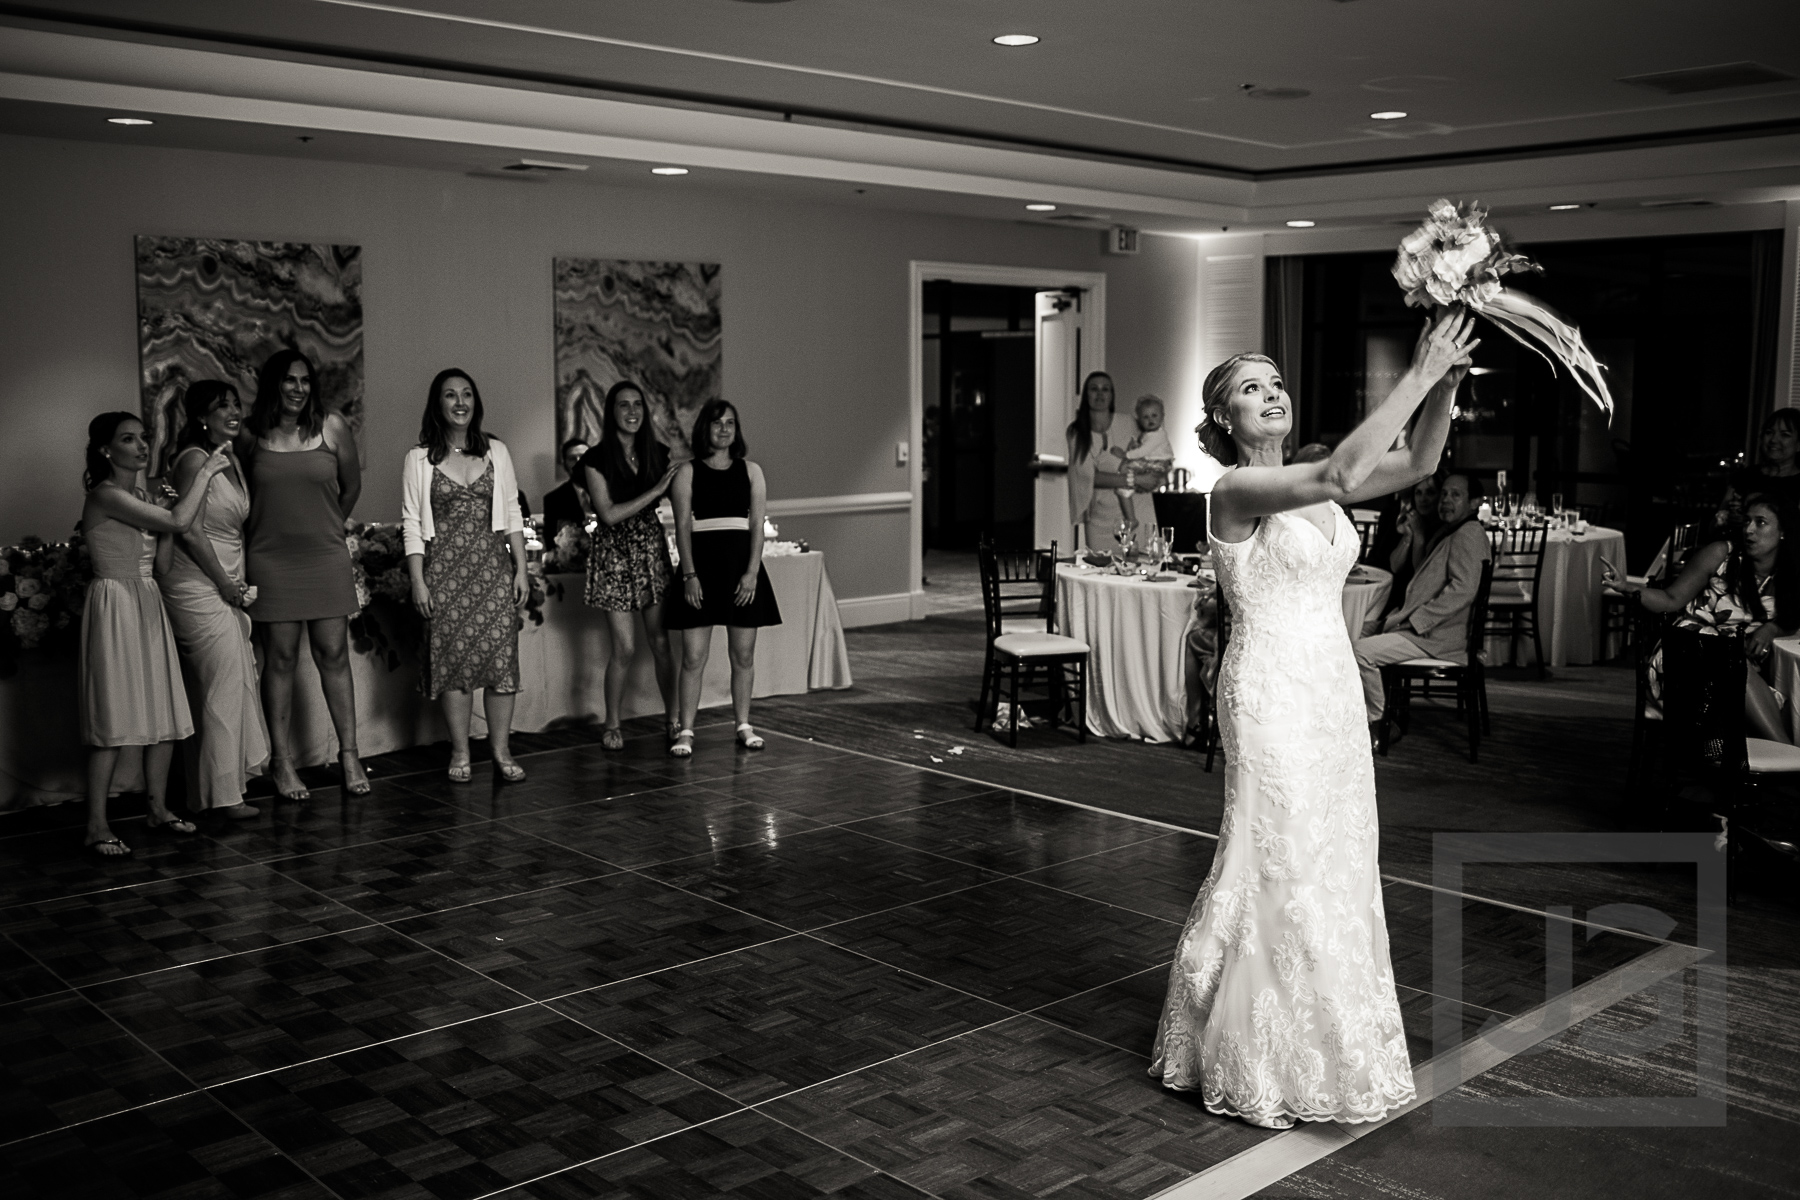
top-left (1106, 226), bottom-right (1140, 256)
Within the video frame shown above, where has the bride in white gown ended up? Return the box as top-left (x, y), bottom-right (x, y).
top-left (1150, 309), bottom-right (1477, 1128)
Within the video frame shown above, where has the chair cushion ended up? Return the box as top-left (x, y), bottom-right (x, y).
top-left (1396, 657), bottom-right (1463, 670)
top-left (1747, 738), bottom-right (1800, 773)
top-left (1000, 617), bottom-right (1046, 635)
top-left (995, 631), bottom-right (1090, 657)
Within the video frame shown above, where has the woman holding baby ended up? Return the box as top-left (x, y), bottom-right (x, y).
top-left (1064, 371), bottom-right (1170, 553)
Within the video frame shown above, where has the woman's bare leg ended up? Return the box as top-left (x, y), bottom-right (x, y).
top-left (602, 610), bottom-right (639, 732)
top-left (258, 621), bottom-right (309, 797)
top-left (678, 627), bottom-right (712, 733)
top-left (84, 746), bottom-right (123, 852)
top-left (485, 691), bottom-right (519, 764)
top-left (307, 617), bottom-right (364, 788)
top-left (642, 602), bottom-right (679, 730)
top-left (440, 689), bottom-right (473, 767)
top-left (726, 625), bottom-right (758, 728)
top-left (143, 741), bottom-right (180, 824)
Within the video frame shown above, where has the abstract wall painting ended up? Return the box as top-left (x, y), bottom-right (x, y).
top-left (136, 237), bottom-right (364, 475)
top-left (553, 259), bottom-right (721, 461)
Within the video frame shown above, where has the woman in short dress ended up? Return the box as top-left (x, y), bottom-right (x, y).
top-left (244, 348), bottom-right (367, 799)
top-left (402, 369), bottom-right (530, 782)
top-left (666, 400), bottom-right (782, 758)
top-left (78, 411), bottom-right (231, 856)
top-left (580, 380), bottom-right (680, 751)
top-left (160, 381), bottom-right (270, 818)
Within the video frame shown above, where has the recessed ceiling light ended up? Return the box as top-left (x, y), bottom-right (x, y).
top-left (1548, 203), bottom-right (1582, 211)
top-left (1369, 110), bottom-right (1408, 120)
top-left (650, 167), bottom-right (689, 175)
top-left (107, 117), bottom-right (154, 125)
top-left (1285, 220), bottom-right (1316, 228)
top-left (1025, 203), bottom-right (1056, 212)
top-left (993, 34), bottom-right (1039, 47)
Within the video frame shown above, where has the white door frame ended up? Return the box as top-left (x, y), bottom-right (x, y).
top-left (907, 261), bottom-right (1108, 618)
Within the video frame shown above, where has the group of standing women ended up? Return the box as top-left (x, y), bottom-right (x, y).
top-left (77, 353), bottom-right (778, 857)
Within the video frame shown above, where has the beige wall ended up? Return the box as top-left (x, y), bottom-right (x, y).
top-left (0, 133), bottom-right (1200, 603)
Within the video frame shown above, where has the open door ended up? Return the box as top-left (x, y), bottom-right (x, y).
top-left (1033, 288), bottom-right (1085, 550)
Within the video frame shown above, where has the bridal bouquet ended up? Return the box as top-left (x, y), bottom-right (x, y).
top-left (1393, 199), bottom-right (1612, 418)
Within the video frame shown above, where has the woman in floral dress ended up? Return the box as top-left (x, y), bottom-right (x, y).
top-left (580, 380), bottom-right (680, 751)
top-left (401, 369), bottom-right (530, 782)
top-left (1606, 494), bottom-right (1797, 742)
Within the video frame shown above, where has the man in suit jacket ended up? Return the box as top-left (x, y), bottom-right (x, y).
top-left (542, 437), bottom-right (592, 541)
top-left (1352, 472), bottom-right (1490, 726)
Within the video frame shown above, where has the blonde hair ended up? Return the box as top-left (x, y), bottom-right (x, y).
top-left (1197, 353), bottom-right (1277, 465)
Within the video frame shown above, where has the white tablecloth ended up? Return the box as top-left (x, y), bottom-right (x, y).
top-left (1342, 565), bottom-right (1394, 639)
top-left (1486, 525), bottom-right (1625, 668)
top-left (0, 552), bottom-right (852, 809)
top-left (1771, 636), bottom-right (1800, 743)
top-left (1057, 566), bottom-right (1199, 743)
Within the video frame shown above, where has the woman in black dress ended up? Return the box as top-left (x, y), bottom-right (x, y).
top-left (666, 400), bottom-right (781, 757)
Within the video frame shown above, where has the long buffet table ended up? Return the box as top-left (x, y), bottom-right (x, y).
top-left (0, 551), bottom-right (851, 810)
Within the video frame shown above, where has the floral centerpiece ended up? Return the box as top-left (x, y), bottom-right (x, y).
top-left (1393, 199), bottom-right (1613, 418)
top-left (0, 534), bottom-right (92, 675)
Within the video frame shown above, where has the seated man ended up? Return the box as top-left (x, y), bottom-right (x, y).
top-left (541, 437), bottom-right (592, 541)
top-left (1352, 472), bottom-right (1491, 732)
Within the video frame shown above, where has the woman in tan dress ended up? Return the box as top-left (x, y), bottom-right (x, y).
top-left (160, 381), bottom-right (270, 818)
top-left (78, 412), bottom-right (231, 856)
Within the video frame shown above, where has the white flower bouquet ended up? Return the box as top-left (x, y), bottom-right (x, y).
top-left (1394, 199), bottom-right (1612, 417)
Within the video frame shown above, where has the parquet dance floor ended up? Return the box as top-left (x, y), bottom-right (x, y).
top-left (0, 713), bottom-right (1790, 1199)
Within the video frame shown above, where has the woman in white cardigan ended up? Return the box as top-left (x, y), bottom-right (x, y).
top-left (402, 369), bottom-right (530, 782)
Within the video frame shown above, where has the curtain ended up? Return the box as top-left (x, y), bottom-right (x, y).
top-left (1264, 256), bottom-right (1306, 450)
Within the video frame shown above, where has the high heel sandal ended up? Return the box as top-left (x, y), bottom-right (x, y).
top-left (735, 724), bottom-right (765, 751)
top-left (271, 757), bottom-right (310, 802)
top-left (601, 728), bottom-right (625, 752)
top-left (339, 749), bottom-right (372, 796)
top-left (669, 730), bottom-right (695, 758)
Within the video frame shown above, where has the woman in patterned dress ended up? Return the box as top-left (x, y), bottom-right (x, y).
top-left (1148, 309), bottom-right (1476, 1128)
top-left (580, 381), bottom-right (680, 752)
top-left (402, 370), bottom-right (530, 782)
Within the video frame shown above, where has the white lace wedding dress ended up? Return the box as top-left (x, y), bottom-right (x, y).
top-left (1149, 501), bottom-right (1416, 1128)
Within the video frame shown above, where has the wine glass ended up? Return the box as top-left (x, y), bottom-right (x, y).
top-left (1496, 469), bottom-right (1508, 500)
top-left (1114, 519), bottom-right (1137, 568)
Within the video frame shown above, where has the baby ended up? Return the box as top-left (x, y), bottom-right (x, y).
top-left (1106, 394), bottom-right (1175, 518)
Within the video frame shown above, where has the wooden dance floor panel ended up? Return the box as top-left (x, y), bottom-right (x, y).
top-left (0, 723), bottom-right (1778, 1200)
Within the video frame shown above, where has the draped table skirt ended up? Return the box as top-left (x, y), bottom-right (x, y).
top-left (1486, 526), bottom-right (1625, 668)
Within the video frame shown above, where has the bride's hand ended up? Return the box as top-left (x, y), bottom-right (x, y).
top-left (1413, 307), bottom-right (1479, 385)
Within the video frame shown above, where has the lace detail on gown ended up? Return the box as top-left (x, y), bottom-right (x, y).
top-left (1148, 501), bottom-right (1415, 1128)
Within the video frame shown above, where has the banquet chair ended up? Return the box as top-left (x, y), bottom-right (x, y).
top-left (1626, 604), bottom-right (1672, 790)
top-left (1659, 625), bottom-right (1800, 900)
top-left (975, 539), bottom-right (1089, 746)
top-left (1197, 589), bottom-right (1231, 772)
top-left (1483, 525), bottom-right (1548, 676)
top-left (1378, 559), bottom-right (1493, 762)
top-left (1352, 514), bottom-right (1380, 564)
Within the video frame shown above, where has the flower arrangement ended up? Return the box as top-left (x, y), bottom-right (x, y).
top-left (1393, 199), bottom-right (1613, 418)
top-left (0, 535), bottom-right (91, 671)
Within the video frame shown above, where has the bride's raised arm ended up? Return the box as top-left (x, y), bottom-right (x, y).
top-left (1212, 308), bottom-right (1477, 529)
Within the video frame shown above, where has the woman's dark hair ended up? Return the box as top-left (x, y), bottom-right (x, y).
top-left (176, 381), bottom-right (240, 456)
top-left (1731, 494), bottom-right (1800, 624)
top-left (1198, 353), bottom-right (1278, 466)
top-left (690, 398), bottom-right (747, 461)
top-left (248, 348), bottom-right (323, 440)
top-left (592, 380), bottom-right (670, 500)
top-left (419, 369), bottom-right (491, 465)
top-left (1065, 371), bottom-right (1116, 465)
top-left (1757, 408), bottom-right (1800, 468)
top-left (84, 411), bottom-right (139, 491)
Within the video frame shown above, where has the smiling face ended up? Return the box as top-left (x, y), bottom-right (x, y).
top-left (203, 390), bottom-right (243, 446)
top-left (105, 417), bottom-right (150, 475)
top-left (1412, 475), bottom-right (1442, 516)
top-left (1762, 420), bottom-right (1798, 469)
top-left (279, 360), bottom-right (312, 415)
top-left (1745, 502), bottom-right (1782, 559)
top-left (611, 389), bottom-right (646, 437)
top-left (1220, 360), bottom-right (1290, 449)
top-left (438, 375), bottom-right (476, 432)
top-left (705, 406), bottom-right (738, 453)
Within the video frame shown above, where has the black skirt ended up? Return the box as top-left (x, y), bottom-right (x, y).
top-left (664, 529), bottom-right (783, 629)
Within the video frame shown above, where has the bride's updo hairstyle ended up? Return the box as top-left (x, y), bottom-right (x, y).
top-left (1197, 352), bottom-right (1278, 466)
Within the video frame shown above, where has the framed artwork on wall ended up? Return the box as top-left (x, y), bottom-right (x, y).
top-left (553, 259), bottom-right (721, 462)
top-left (136, 236), bottom-right (364, 476)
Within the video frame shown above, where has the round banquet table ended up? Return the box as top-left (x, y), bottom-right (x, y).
top-left (1486, 525), bottom-right (1625, 668)
top-left (1056, 562), bottom-right (1390, 743)
top-left (1770, 636), bottom-right (1800, 743)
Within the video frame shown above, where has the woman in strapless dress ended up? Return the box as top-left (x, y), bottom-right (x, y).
top-left (160, 382), bottom-right (270, 818)
top-left (77, 411), bottom-right (232, 857)
top-left (242, 349), bottom-right (367, 801)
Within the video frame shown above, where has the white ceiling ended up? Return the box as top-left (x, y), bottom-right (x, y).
top-left (2, 0), bottom-right (1798, 234)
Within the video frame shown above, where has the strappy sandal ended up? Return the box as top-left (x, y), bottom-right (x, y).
top-left (85, 836), bottom-right (133, 859)
top-left (601, 728), bottom-right (625, 752)
top-left (494, 758), bottom-right (527, 783)
top-left (666, 720), bottom-right (683, 745)
top-left (146, 814), bottom-right (199, 836)
top-left (735, 724), bottom-right (765, 751)
top-left (669, 730), bottom-right (695, 758)
top-left (270, 757), bottom-right (310, 802)
top-left (447, 756), bottom-right (473, 784)
top-left (339, 750), bottom-right (372, 796)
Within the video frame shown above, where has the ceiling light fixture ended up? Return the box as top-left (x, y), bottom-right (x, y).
top-left (107, 117), bottom-right (154, 125)
top-left (1369, 110), bottom-right (1407, 120)
top-left (1025, 203), bottom-right (1056, 212)
top-left (650, 167), bottom-right (689, 175)
top-left (993, 34), bottom-right (1039, 47)
top-left (1548, 203), bottom-right (1582, 211)
top-left (1285, 220), bottom-right (1316, 228)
